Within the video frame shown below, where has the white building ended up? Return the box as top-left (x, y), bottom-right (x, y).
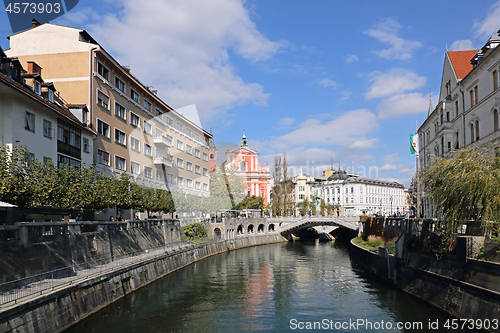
top-left (291, 170), bottom-right (322, 216)
top-left (316, 170), bottom-right (405, 217)
top-left (0, 47), bottom-right (94, 167)
top-left (418, 31), bottom-right (500, 218)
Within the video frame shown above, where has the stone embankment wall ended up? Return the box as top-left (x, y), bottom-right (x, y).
top-left (0, 233), bottom-right (286, 333)
top-left (350, 240), bottom-right (500, 333)
top-left (0, 220), bottom-right (182, 283)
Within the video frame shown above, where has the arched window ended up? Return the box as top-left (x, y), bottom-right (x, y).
top-left (494, 109), bottom-right (499, 132)
top-left (470, 123), bottom-right (475, 143)
top-left (475, 120), bottom-right (480, 140)
top-left (240, 161), bottom-right (245, 171)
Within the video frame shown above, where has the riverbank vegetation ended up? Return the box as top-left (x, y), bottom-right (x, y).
top-left (353, 236), bottom-right (395, 254)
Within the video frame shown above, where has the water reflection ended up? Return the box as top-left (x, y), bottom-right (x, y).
top-left (66, 241), bottom-right (478, 333)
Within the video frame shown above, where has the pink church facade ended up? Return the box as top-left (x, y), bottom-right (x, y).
top-left (225, 131), bottom-right (271, 206)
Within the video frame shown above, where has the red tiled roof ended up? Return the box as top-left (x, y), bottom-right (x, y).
top-left (447, 50), bottom-right (478, 79)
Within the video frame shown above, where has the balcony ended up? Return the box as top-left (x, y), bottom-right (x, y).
top-left (154, 155), bottom-right (173, 167)
top-left (439, 121), bottom-right (453, 133)
top-left (154, 135), bottom-right (173, 148)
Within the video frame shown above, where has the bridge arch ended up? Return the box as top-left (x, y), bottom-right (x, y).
top-left (268, 224), bottom-right (275, 232)
top-left (247, 224), bottom-right (254, 233)
top-left (214, 228), bottom-right (222, 239)
top-left (258, 224), bottom-right (265, 233)
top-left (237, 225), bottom-right (244, 234)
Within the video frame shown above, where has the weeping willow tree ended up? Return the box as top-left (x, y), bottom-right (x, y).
top-left (421, 144), bottom-right (500, 236)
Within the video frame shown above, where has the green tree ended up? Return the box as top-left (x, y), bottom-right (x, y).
top-left (311, 202), bottom-right (317, 216)
top-left (326, 204), bottom-right (333, 216)
top-left (235, 195), bottom-right (264, 210)
top-left (421, 144), bottom-right (500, 235)
top-left (320, 199), bottom-right (326, 216)
top-left (184, 222), bottom-right (207, 240)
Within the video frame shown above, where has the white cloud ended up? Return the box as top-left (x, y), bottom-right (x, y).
top-left (279, 117), bottom-right (295, 127)
top-left (377, 92), bottom-right (429, 120)
top-left (318, 79), bottom-right (337, 88)
top-left (269, 109), bottom-right (379, 149)
top-left (366, 69), bottom-right (427, 99)
top-left (383, 153), bottom-right (399, 164)
top-left (449, 39), bottom-right (475, 51)
top-left (365, 18), bottom-right (422, 60)
top-left (473, 0), bottom-right (500, 39)
top-left (82, 0), bottom-right (282, 125)
top-left (350, 138), bottom-right (379, 149)
top-left (378, 164), bottom-right (399, 172)
top-left (345, 54), bottom-right (359, 63)
top-left (55, 7), bottom-right (102, 25)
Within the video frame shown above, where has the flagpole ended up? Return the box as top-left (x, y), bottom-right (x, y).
top-left (416, 120), bottom-right (420, 219)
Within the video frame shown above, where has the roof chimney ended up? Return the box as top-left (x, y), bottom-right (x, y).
top-left (27, 61), bottom-right (42, 75)
top-left (32, 19), bottom-right (41, 28)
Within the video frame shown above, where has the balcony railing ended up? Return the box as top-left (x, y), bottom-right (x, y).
top-left (153, 135), bottom-right (173, 148)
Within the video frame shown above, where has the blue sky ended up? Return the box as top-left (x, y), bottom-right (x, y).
top-left (2, 0), bottom-right (500, 187)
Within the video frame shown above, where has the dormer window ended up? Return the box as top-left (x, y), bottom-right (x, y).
top-left (48, 90), bottom-right (54, 103)
top-left (34, 81), bottom-right (41, 95)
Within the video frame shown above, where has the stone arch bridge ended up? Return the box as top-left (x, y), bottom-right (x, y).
top-left (206, 216), bottom-right (359, 241)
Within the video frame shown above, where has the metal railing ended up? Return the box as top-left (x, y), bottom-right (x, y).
top-left (0, 237), bottom-right (219, 307)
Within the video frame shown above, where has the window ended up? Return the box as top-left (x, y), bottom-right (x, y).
top-left (144, 100), bottom-right (152, 112)
top-left (176, 122), bottom-right (183, 131)
top-left (131, 162), bottom-right (140, 175)
top-left (299, 186), bottom-right (305, 191)
top-left (97, 90), bottom-right (109, 109)
top-left (156, 128), bottom-right (163, 137)
top-left (115, 77), bottom-right (125, 92)
top-left (177, 158), bottom-right (184, 168)
top-left (143, 121), bottom-right (152, 135)
top-left (177, 140), bottom-right (184, 151)
top-left (130, 112), bottom-right (140, 127)
top-left (194, 133), bottom-right (200, 141)
top-left (34, 81), bottom-right (41, 95)
top-left (241, 161), bottom-right (245, 171)
top-left (97, 149), bottom-right (110, 165)
top-left (25, 112), bottom-right (35, 132)
top-left (43, 120), bottom-right (52, 138)
top-left (115, 128), bottom-right (127, 146)
top-left (83, 109), bottom-right (88, 125)
top-left (165, 116), bottom-right (173, 126)
top-left (185, 127), bottom-right (192, 137)
top-left (494, 70), bottom-right (498, 91)
top-left (97, 62), bottom-right (109, 80)
top-left (494, 109), bottom-right (499, 132)
top-left (195, 149), bottom-right (201, 158)
top-left (186, 144), bottom-right (192, 154)
top-left (455, 101), bottom-right (459, 118)
top-left (202, 152), bottom-right (208, 161)
top-left (144, 143), bottom-right (152, 156)
top-left (299, 194), bottom-right (304, 200)
top-left (131, 89), bottom-right (139, 103)
top-left (144, 166), bottom-right (153, 178)
top-left (203, 168), bottom-right (208, 177)
top-left (58, 120), bottom-right (81, 148)
top-left (131, 137), bottom-right (140, 151)
top-left (48, 90), bottom-right (54, 103)
top-left (195, 181), bottom-right (201, 190)
top-left (470, 85), bottom-right (478, 107)
top-left (187, 179), bottom-right (193, 188)
top-left (155, 149), bottom-right (163, 158)
top-left (203, 183), bottom-right (208, 191)
top-left (177, 177), bottom-right (184, 186)
top-left (115, 156), bottom-right (126, 170)
top-left (186, 162), bottom-right (193, 172)
top-left (195, 165), bottom-right (201, 174)
top-left (476, 120), bottom-right (480, 140)
top-left (166, 173), bottom-right (174, 183)
top-left (115, 102), bottom-right (126, 120)
top-left (83, 138), bottom-right (91, 153)
top-left (155, 108), bottom-right (163, 116)
top-left (156, 170), bottom-right (164, 181)
top-left (165, 134), bottom-right (173, 146)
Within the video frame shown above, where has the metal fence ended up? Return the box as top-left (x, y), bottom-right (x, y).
top-left (0, 237), bottom-right (219, 307)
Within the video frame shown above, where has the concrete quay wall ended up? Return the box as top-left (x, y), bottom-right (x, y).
top-left (350, 240), bottom-right (500, 333)
top-left (0, 234), bottom-right (286, 333)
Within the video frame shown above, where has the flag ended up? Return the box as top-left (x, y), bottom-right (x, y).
top-left (410, 134), bottom-right (419, 156)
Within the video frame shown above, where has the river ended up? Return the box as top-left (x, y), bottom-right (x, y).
top-left (65, 240), bottom-right (479, 332)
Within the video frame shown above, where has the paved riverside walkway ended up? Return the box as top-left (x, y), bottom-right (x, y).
top-left (0, 241), bottom-right (200, 310)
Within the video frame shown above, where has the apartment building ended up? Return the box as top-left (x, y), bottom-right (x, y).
top-left (418, 31), bottom-right (500, 217)
top-left (291, 170), bottom-right (322, 216)
top-left (0, 46), bottom-right (94, 167)
top-left (5, 22), bottom-right (212, 196)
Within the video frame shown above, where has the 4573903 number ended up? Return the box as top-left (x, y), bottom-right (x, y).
top-left (5, 2), bottom-right (61, 14)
